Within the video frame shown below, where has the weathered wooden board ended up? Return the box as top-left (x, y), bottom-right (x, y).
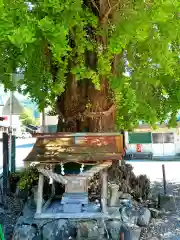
top-left (24, 132), bottom-right (123, 164)
top-left (24, 153), bottom-right (122, 163)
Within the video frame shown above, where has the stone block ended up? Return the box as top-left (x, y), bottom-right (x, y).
top-left (120, 224), bottom-right (141, 240)
top-left (12, 225), bottom-right (37, 240)
top-left (63, 203), bottom-right (82, 213)
top-left (61, 192), bottom-right (88, 205)
top-left (109, 184), bottom-right (121, 207)
top-left (120, 193), bottom-right (132, 200)
top-left (66, 178), bottom-right (87, 193)
top-left (77, 221), bottom-right (99, 240)
top-left (42, 219), bottom-right (76, 240)
top-left (106, 220), bottom-right (122, 240)
top-left (137, 208), bottom-right (151, 227)
top-left (149, 208), bottom-right (162, 218)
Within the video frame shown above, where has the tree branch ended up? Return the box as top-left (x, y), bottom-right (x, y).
top-left (107, 0), bottom-right (111, 9)
top-left (90, 0), bottom-right (100, 12)
top-left (100, 0), bottom-right (121, 23)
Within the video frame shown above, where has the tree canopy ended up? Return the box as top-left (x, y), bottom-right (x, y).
top-left (20, 108), bottom-right (39, 126)
top-left (0, 0), bottom-right (179, 129)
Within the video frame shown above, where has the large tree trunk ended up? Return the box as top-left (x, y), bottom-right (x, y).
top-left (56, 0), bottom-right (118, 132)
top-left (56, 78), bottom-right (115, 132)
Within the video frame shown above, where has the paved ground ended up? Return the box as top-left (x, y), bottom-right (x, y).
top-left (127, 161), bottom-right (180, 183)
top-left (0, 138), bottom-right (36, 172)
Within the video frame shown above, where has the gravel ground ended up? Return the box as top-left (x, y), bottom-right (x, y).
top-left (1, 184), bottom-right (180, 240)
top-left (0, 196), bottom-right (23, 240)
top-left (140, 182), bottom-right (180, 240)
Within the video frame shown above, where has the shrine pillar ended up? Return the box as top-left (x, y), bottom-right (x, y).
top-left (36, 173), bottom-right (44, 214)
top-left (101, 169), bottom-right (108, 213)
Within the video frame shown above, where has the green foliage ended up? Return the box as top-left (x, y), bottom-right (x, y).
top-left (20, 108), bottom-right (39, 126)
top-left (18, 166), bottom-right (39, 190)
top-left (0, 0), bottom-right (179, 128)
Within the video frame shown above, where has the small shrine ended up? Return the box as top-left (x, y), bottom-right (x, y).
top-left (24, 132), bottom-right (124, 219)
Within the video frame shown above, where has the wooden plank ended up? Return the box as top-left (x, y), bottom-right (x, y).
top-left (79, 161), bottom-right (112, 178)
top-left (37, 168), bottom-right (68, 184)
top-left (36, 137), bottom-right (74, 147)
top-left (24, 153), bottom-right (122, 163)
top-left (36, 173), bottom-right (44, 214)
top-left (34, 145), bottom-right (119, 153)
top-left (42, 196), bottom-right (53, 212)
top-left (37, 132), bottom-right (123, 138)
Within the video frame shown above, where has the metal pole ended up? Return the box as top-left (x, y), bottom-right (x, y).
top-left (3, 132), bottom-right (9, 198)
top-left (41, 109), bottom-right (46, 133)
top-left (162, 164), bottom-right (167, 195)
top-left (11, 135), bottom-right (16, 173)
top-left (9, 87), bottom-right (13, 172)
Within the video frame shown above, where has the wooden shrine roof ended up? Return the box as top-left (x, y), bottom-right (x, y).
top-left (24, 132), bottom-right (124, 165)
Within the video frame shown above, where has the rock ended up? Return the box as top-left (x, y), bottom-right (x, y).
top-left (158, 195), bottom-right (176, 211)
top-left (149, 208), bottom-right (162, 218)
top-left (120, 205), bottom-right (138, 226)
top-left (0, 207), bottom-right (4, 214)
top-left (137, 208), bottom-right (151, 227)
top-left (107, 207), bottom-right (121, 218)
top-left (15, 216), bottom-right (34, 227)
top-left (22, 201), bottom-right (36, 218)
top-left (147, 199), bottom-right (158, 208)
top-left (120, 193), bottom-right (132, 200)
top-left (106, 220), bottom-right (122, 240)
top-left (146, 238), bottom-right (159, 240)
top-left (120, 224), bottom-right (141, 240)
top-left (77, 220), bottom-right (100, 240)
top-left (42, 219), bottom-right (76, 240)
top-left (12, 224), bottom-right (37, 240)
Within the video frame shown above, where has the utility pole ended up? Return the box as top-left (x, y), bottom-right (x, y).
top-left (41, 109), bottom-right (45, 133)
top-left (9, 74), bottom-right (13, 172)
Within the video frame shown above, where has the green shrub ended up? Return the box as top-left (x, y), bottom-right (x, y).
top-left (18, 166), bottom-right (39, 191)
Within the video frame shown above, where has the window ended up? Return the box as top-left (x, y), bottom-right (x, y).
top-left (152, 133), bottom-right (174, 144)
top-left (163, 133), bottom-right (174, 143)
top-left (152, 133), bottom-right (163, 143)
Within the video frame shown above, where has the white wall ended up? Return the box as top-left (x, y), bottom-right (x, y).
top-left (40, 114), bottom-right (58, 126)
top-left (126, 127), bottom-right (180, 156)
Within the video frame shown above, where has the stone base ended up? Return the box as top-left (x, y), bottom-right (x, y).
top-left (12, 219), bottom-right (105, 240)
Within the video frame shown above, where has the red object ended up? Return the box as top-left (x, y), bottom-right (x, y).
top-left (120, 232), bottom-right (124, 240)
top-left (122, 147), bottom-right (126, 156)
top-left (0, 116), bottom-right (8, 121)
top-left (136, 144), bottom-right (142, 152)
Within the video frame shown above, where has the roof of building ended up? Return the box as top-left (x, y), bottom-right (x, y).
top-left (24, 133), bottom-right (123, 165)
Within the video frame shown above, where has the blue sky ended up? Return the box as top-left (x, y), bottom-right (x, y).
top-left (0, 85), bottom-right (28, 101)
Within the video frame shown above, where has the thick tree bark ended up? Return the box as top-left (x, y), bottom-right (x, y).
top-left (56, 78), bottom-right (115, 132)
top-left (56, 0), bottom-right (119, 133)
